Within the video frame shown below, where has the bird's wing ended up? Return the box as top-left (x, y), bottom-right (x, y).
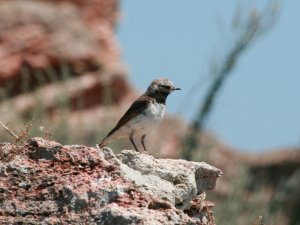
top-left (105, 94), bottom-right (152, 138)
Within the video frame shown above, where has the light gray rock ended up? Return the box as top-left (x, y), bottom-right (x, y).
top-left (95, 203), bottom-right (199, 225)
top-left (117, 150), bottom-right (223, 210)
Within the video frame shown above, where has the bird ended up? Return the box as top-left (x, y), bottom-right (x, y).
top-left (98, 78), bottom-right (180, 153)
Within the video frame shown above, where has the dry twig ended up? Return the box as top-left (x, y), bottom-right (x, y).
top-left (0, 121), bottom-right (20, 142)
top-left (0, 119), bottom-right (34, 145)
top-left (182, 3), bottom-right (279, 160)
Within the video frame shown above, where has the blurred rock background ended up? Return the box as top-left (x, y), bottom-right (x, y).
top-left (0, 1), bottom-right (299, 225)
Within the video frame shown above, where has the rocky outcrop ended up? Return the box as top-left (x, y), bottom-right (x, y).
top-left (0, 0), bottom-right (135, 147)
top-left (0, 0), bottom-right (120, 91)
top-left (0, 0), bottom-right (130, 119)
top-left (0, 138), bottom-right (222, 224)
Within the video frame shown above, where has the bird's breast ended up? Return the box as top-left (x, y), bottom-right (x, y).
top-left (123, 102), bottom-right (165, 136)
top-left (144, 102), bottom-right (165, 123)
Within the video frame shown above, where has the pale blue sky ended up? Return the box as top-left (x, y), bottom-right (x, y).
top-left (117, 1), bottom-right (300, 152)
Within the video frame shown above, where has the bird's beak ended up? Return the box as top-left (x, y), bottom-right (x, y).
top-left (173, 87), bottom-right (181, 91)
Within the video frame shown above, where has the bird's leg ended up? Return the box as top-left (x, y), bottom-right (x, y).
top-left (141, 134), bottom-right (149, 154)
top-left (129, 132), bottom-right (139, 152)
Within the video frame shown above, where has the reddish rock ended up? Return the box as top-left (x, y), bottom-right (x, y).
top-left (0, 0), bottom-right (121, 99)
top-left (0, 137), bottom-right (221, 224)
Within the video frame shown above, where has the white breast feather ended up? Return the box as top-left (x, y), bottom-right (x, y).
top-left (146, 102), bottom-right (165, 122)
top-left (126, 102), bottom-right (165, 134)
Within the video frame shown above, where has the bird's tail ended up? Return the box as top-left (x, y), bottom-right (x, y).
top-left (98, 133), bottom-right (117, 149)
top-left (98, 138), bottom-right (107, 149)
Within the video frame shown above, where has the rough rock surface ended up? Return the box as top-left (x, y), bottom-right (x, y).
top-left (0, 138), bottom-right (222, 224)
top-left (0, 0), bottom-right (120, 88)
top-left (117, 150), bottom-right (222, 210)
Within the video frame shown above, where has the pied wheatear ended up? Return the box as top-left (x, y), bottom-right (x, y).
top-left (98, 78), bottom-right (180, 153)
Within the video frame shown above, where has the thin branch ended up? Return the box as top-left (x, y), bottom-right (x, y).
top-left (182, 3), bottom-right (279, 160)
top-left (0, 121), bottom-right (20, 141)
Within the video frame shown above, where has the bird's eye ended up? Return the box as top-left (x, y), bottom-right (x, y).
top-left (162, 85), bottom-right (170, 89)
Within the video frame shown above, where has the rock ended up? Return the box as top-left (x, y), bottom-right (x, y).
top-left (94, 203), bottom-right (198, 225)
top-left (28, 137), bottom-right (62, 161)
top-left (117, 150), bottom-right (222, 209)
top-left (0, 138), bottom-right (222, 224)
top-left (0, 0), bottom-right (120, 92)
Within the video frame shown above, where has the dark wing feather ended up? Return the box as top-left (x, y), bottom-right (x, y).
top-left (105, 94), bottom-right (153, 138)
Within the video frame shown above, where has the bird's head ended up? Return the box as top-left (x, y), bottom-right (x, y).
top-left (147, 78), bottom-right (180, 98)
